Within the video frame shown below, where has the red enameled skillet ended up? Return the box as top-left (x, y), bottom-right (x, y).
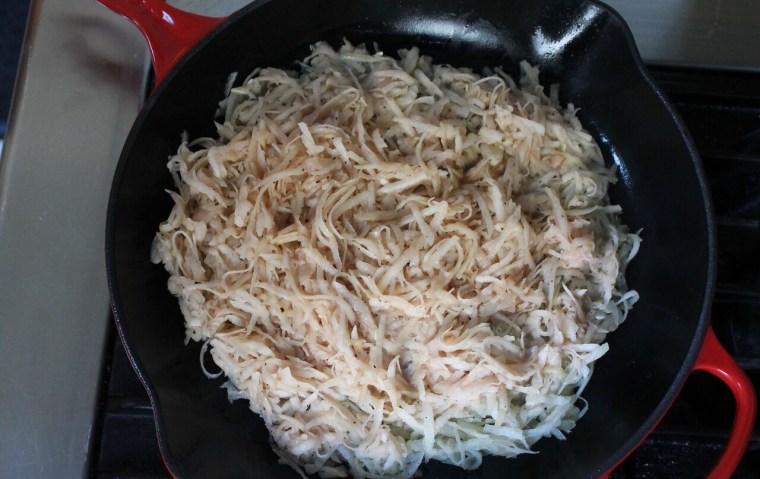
top-left (100, 0), bottom-right (756, 477)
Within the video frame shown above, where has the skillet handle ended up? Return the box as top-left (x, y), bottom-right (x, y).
top-left (96, 0), bottom-right (226, 87)
top-left (693, 326), bottom-right (757, 478)
top-left (598, 326), bottom-right (756, 479)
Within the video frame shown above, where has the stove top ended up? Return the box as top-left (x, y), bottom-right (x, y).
top-left (1, 1), bottom-right (759, 478)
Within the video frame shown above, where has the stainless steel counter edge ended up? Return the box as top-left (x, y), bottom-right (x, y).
top-left (608, 0), bottom-right (760, 72)
top-left (0, 0), bottom-right (147, 477)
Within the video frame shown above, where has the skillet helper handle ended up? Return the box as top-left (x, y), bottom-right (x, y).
top-left (96, 0), bottom-right (225, 86)
top-left (694, 326), bottom-right (757, 479)
top-left (598, 326), bottom-right (756, 479)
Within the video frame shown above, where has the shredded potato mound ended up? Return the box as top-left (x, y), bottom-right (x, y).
top-left (151, 42), bottom-right (640, 478)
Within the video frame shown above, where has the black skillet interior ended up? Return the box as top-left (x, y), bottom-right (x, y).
top-left (106, 0), bottom-right (715, 477)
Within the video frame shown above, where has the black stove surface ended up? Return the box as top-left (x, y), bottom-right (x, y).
top-left (0, 0), bottom-right (32, 138)
top-left (89, 66), bottom-right (760, 478)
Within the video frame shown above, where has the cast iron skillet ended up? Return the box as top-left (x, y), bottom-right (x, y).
top-left (101, 0), bottom-right (756, 477)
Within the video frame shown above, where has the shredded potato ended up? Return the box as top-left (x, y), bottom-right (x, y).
top-left (151, 42), bottom-right (640, 478)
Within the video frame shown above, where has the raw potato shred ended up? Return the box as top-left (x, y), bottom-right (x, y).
top-left (151, 42), bottom-right (640, 478)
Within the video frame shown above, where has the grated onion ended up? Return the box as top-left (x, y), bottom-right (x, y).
top-left (151, 41), bottom-right (640, 478)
